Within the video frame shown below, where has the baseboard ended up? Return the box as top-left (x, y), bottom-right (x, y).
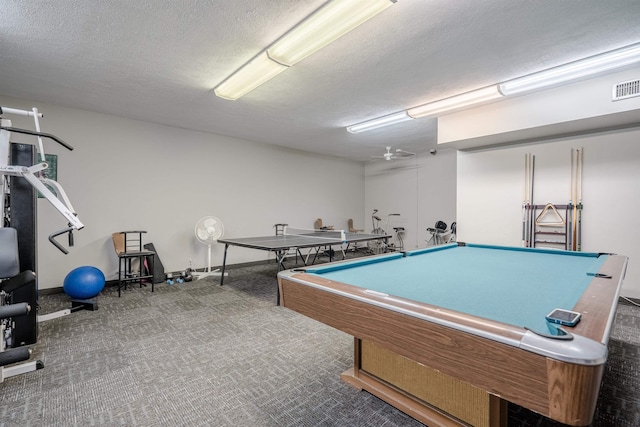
top-left (39, 287), bottom-right (65, 296)
top-left (619, 296), bottom-right (640, 306)
top-left (158, 259), bottom-right (280, 281)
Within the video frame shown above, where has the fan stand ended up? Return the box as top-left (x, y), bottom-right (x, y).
top-left (194, 243), bottom-right (227, 280)
top-left (193, 216), bottom-right (227, 280)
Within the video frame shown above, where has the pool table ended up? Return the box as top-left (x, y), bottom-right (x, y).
top-left (277, 243), bottom-right (628, 427)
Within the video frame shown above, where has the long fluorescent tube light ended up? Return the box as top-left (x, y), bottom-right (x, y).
top-left (268, 0), bottom-right (397, 66)
top-left (347, 111), bottom-right (412, 133)
top-left (499, 43), bottom-right (640, 96)
top-left (346, 42), bottom-right (640, 133)
top-left (214, 52), bottom-right (288, 100)
top-left (407, 85), bottom-right (503, 118)
top-left (214, 0), bottom-right (397, 100)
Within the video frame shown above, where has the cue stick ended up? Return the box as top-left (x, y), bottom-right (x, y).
top-left (565, 204), bottom-right (570, 250)
top-left (577, 148), bottom-right (584, 251)
top-left (523, 154), bottom-right (528, 247)
top-left (529, 154), bottom-right (535, 247)
top-left (568, 149), bottom-right (574, 250)
top-left (572, 150), bottom-right (580, 251)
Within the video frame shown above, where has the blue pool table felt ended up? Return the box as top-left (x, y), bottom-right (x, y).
top-left (304, 244), bottom-right (608, 334)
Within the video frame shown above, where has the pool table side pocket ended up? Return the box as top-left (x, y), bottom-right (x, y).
top-left (571, 255), bottom-right (628, 342)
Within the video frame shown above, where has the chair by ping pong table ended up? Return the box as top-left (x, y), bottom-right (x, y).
top-left (217, 228), bottom-right (390, 302)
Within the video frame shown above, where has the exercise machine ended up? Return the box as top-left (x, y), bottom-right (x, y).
top-left (0, 106), bottom-right (87, 382)
top-left (368, 209), bottom-right (400, 253)
top-left (426, 220), bottom-right (451, 246)
top-left (0, 226), bottom-right (95, 382)
top-left (0, 302), bottom-right (42, 383)
top-left (0, 227), bottom-right (42, 382)
top-left (1, 106), bottom-right (84, 254)
top-left (392, 226), bottom-right (405, 251)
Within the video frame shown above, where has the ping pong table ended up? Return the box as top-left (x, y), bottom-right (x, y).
top-left (217, 229), bottom-right (389, 301)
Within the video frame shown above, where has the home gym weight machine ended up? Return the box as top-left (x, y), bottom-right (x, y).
top-left (0, 106), bottom-right (85, 382)
top-left (1, 227), bottom-right (42, 382)
top-left (1, 106), bottom-right (84, 250)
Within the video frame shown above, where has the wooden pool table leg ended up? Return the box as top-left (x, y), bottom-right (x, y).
top-left (489, 395), bottom-right (508, 427)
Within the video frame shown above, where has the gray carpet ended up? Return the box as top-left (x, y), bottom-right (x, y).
top-left (1, 257), bottom-right (639, 426)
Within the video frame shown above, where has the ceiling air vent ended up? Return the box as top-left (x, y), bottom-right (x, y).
top-left (612, 79), bottom-right (640, 101)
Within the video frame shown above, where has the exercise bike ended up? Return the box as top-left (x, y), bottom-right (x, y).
top-left (392, 226), bottom-right (405, 251)
top-left (367, 209), bottom-right (400, 254)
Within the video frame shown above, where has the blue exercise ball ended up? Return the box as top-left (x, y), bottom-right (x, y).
top-left (63, 266), bottom-right (105, 299)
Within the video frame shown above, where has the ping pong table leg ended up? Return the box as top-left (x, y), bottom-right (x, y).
top-left (220, 244), bottom-right (229, 286)
top-left (274, 250), bottom-right (290, 306)
top-left (310, 247), bottom-right (322, 265)
top-left (304, 249), bottom-right (314, 265)
top-left (326, 245), bottom-right (345, 262)
top-left (276, 250), bottom-right (288, 270)
top-left (296, 249), bottom-right (308, 266)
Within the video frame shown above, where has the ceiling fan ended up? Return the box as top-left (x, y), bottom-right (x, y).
top-left (371, 146), bottom-right (415, 161)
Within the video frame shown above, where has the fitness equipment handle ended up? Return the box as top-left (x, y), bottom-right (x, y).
top-left (0, 126), bottom-right (73, 151)
top-left (0, 107), bottom-right (43, 117)
top-left (49, 226), bottom-right (75, 255)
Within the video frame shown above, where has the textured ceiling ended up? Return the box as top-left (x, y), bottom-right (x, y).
top-left (2, 0), bottom-right (640, 161)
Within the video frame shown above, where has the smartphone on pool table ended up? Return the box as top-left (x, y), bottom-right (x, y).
top-left (546, 308), bottom-right (581, 326)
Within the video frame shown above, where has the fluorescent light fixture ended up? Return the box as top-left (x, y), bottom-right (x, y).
top-left (347, 111), bottom-right (412, 133)
top-left (214, 0), bottom-right (397, 100)
top-left (214, 52), bottom-right (288, 100)
top-left (268, 0), bottom-right (396, 66)
top-left (345, 43), bottom-right (640, 132)
top-left (407, 85), bottom-right (503, 118)
top-left (499, 43), bottom-right (640, 96)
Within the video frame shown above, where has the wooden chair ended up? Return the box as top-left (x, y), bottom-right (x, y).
top-left (348, 219), bottom-right (364, 233)
top-left (112, 231), bottom-right (155, 297)
top-left (315, 218), bottom-right (334, 230)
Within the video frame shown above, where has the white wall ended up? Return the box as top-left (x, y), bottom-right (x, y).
top-left (364, 149), bottom-right (457, 250)
top-left (1, 95), bottom-right (365, 289)
top-left (9, 90), bottom-right (634, 301)
top-left (457, 126), bottom-right (640, 297)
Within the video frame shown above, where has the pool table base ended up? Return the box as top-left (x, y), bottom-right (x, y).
top-left (342, 338), bottom-right (507, 427)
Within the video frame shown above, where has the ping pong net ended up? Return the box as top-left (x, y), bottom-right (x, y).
top-left (283, 226), bottom-right (347, 243)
